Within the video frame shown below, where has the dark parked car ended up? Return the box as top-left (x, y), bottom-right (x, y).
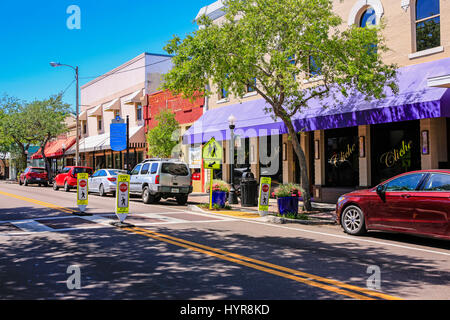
top-left (19, 167), bottom-right (49, 187)
top-left (337, 170), bottom-right (450, 241)
top-left (53, 166), bottom-right (93, 192)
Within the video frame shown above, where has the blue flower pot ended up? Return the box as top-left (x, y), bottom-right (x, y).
top-left (277, 196), bottom-right (299, 215)
top-left (212, 191), bottom-right (227, 208)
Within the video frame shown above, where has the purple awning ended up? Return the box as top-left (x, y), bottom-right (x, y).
top-left (183, 57), bottom-right (450, 145)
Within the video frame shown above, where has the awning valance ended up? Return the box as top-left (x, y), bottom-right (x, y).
top-left (103, 98), bottom-right (121, 112)
top-left (31, 136), bottom-right (76, 159)
top-left (88, 105), bottom-right (103, 117)
top-left (123, 89), bottom-right (143, 105)
top-left (65, 126), bottom-right (146, 154)
top-left (79, 110), bottom-right (88, 121)
top-left (183, 57), bottom-right (450, 145)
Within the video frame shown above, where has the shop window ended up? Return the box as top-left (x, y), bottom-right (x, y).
top-left (136, 104), bottom-right (143, 121)
top-left (260, 134), bottom-right (283, 184)
top-left (97, 116), bottom-right (103, 132)
top-left (371, 120), bottom-right (421, 185)
top-left (219, 86), bottom-right (229, 100)
top-left (415, 0), bottom-right (440, 52)
top-left (325, 127), bottom-right (359, 187)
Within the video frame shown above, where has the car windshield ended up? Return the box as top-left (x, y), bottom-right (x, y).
top-left (161, 163), bottom-right (189, 176)
top-left (108, 170), bottom-right (126, 175)
top-left (73, 167), bottom-right (93, 175)
top-left (30, 168), bottom-right (46, 173)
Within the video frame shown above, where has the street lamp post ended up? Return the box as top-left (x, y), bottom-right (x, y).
top-left (228, 114), bottom-right (238, 204)
top-left (50, 62), bottom-right (80, 166)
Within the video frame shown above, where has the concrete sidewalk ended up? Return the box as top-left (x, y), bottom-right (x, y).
top-left (188, 193), bottom-right (337, 223)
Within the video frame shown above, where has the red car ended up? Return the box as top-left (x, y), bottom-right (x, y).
top-left (19, 167), bottom-right (49, 187)
top-left (337, 170), bottom-right (450, 241)
top-left (53, 166), bottom-right (93, 192)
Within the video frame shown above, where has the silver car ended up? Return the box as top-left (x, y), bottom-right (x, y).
top-left (88, 169), bottom-right (127, 197)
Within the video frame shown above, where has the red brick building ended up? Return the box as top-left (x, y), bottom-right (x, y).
top-left (144, 90), bottom-right (205, 192)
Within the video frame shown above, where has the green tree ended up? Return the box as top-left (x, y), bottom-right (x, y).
top-left (0, 95), bottom-right (36, 171)
top-left (27, 95), bottom-right (71, 177)
top-left (146, 108), bottom-right (180, 158)
top-left (0, 94), bottom-right (70, 175)
top-left (162, 0), bottom-right (398, 211)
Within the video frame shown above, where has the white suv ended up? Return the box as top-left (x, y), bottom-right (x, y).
top-left (129, 158), bottom-right (192, 205)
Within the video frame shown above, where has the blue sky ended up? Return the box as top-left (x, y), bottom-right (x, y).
top-left (0, 0), bottom-right (211, 110)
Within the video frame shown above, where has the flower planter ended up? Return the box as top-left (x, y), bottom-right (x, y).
top-left (211, 191), bottom-right (227, 208)
top-left (277, 196), bottom-right (299, 216)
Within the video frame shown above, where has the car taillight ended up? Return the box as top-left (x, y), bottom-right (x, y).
top-left (108, 177), bottom-right (117, 182)
top-left (155, 175), bottom-right (160, 184)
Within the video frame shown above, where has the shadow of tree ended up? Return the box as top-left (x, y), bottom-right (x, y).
top-left (0, 213), bottom-right (449, 300)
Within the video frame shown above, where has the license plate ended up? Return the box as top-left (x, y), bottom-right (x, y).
top-left (36, 178), bottom-right (41, 181)
top-left (171, 188), bottom-right (179, 193)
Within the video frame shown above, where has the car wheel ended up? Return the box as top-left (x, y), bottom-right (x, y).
top-left (176, 195), bottom-right (188, 206)
top-left (142, 186), bottom-right (154, 204)
top-left (53, 183), bottom-right (59, 191)
top-left (341, 205), bottom-right (367, 236)
top-left (99, 184), bottom-right (106, 197)
top-left (43, 182), bottom-right (48, 187)
top-left (64, 181), bottom-right (70, 192)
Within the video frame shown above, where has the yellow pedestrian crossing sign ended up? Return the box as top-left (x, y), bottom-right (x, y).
top-left (202, 138), bottom-right (223, 170)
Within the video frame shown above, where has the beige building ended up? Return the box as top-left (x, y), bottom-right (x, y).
top-left (186, 0), bottom-right (450, 202)
top-left (66, 53), bottom-right (173, 171)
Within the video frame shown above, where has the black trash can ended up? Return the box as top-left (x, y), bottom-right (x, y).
top-left (240, 172), bottom-right (258, 207)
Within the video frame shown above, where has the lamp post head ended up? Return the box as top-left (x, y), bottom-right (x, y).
top-left (50, 62), bottom-right (61, 67)
top-left (228, 114), bottom-right (237, 128)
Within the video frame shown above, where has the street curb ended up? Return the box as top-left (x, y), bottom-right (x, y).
top-left (264, 215), bottom-right (337, 226)
top-left (187, 204), bottom-right (337, 225)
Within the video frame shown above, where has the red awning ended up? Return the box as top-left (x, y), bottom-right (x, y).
top-left (31, 136), bottom-right (76, 160)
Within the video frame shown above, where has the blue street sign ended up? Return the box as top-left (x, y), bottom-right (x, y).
top-left (110, 123), bottom-right (127, 151)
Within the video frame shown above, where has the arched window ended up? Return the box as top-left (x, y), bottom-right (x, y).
top-left (360, 7), bottom-right (377, 28)
top-left (415, 0), bottom-right (440, 51)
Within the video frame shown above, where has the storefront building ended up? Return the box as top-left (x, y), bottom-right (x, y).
top-left (144, 90), bottom-right (205, 191)
top-left (186, 0), bottom-right (450, 202)
top-left (66, 53), bottom-right (173, 171)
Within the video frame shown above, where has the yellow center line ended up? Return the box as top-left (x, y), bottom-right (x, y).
top-left (0, 190), bottom-right (76, 214)
top-left (135, 227), bottom-right (402, 301)
top-left (125, 227), bottom-right (373, 300)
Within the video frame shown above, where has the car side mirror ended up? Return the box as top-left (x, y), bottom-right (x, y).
top-left (376, 185), bottom-right (386, 200)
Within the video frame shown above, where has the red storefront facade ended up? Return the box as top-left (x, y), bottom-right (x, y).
top-left (144, 90), bottom-right (205, 192)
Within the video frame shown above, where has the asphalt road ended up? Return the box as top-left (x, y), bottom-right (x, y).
top-left (0, 181), bottom-right (449, 301)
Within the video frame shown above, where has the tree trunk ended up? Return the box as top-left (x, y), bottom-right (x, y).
top-left (273, 105), bottom-right (313, 212)
top-left (286, 122), bottom-right (313, 212)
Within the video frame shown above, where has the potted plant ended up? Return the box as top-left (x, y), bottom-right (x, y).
top-left (206, 179), bottom-right (230, 208)
top-left (272, 183), bottom-right (303, 216)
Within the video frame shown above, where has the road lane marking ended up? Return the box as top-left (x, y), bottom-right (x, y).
top-left (132, 226), bottom-right (401, 301)
top-left (0, 190), bottom-right (75, 214)
top-left (125, 228), bottom-right (374, 300)
top-left (126, 227), bottom-right (402, 300)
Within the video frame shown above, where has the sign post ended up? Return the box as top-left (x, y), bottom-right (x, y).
top-left (112, 174), bottom-right (134, 228)
top-left (258, 177), bottom-right (272, 216)
top-left (76, 173), bottom-right (90, 216)
top-left (202, 138), bottom-right (223, 210)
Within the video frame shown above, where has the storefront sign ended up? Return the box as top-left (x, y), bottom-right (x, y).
top-left (379, 140), bottom-right (413, 168)
top-left (328, 144), bottom-right (356, 167)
